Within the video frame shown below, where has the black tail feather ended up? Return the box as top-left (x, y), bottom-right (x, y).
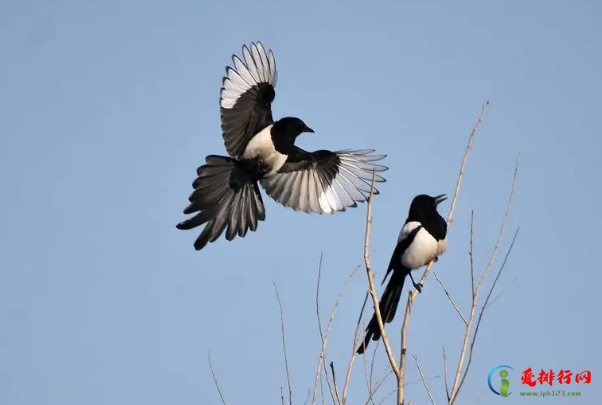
top-left (176, 155), bottom-right (265, 251)
top-left (357, 269), bottom-right (408, 354)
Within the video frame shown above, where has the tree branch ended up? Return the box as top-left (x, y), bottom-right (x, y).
top-left (208, 350), bottom-right (228, 405)
top-left (448, 154), bottom-right (520, 404)
top-left (413, 354), bottom-right (437, 405)
top-left (363, 170), bottom-right (400, 378)
top-left (274, 283), bottom-right (294, 405)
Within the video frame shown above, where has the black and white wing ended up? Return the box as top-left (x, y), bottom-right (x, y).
top-left (259, 148), bottom-right (388, 214)
top-left (381, 224), bottom-right (422, 283)
top-left (220, 42), bottom-right (277, 160)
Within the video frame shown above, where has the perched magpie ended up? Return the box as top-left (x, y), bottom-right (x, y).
top-left (357, 194), bottom-right (448, 354)
top-left (176, 42), bottom-right (388, 251)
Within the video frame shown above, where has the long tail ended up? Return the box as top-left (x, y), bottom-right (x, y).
top-left (176, 155), bottom-right (266, 251)
top-left (357, 269), bottom-right (408, 354)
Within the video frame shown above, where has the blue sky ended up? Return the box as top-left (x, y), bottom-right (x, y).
top-left (1, 0), bottom-right (601, 404)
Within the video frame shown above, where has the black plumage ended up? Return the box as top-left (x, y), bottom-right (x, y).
top-left (357, 194), bottom-right (448, 354)
top-left (176, 42), bottom-right (388, 250)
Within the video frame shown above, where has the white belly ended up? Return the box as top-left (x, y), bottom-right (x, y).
top-left (243, 125), bottom-right (288, 175)
top-left (399, 222), bottom-right (440, 269)
top-left (436, 238), bottom-right (448, 257)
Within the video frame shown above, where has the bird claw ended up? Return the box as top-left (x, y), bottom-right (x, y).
top-left (433, 256), bottom-right (439, 263)
top-left (413, 282), bottom-right (423, 293)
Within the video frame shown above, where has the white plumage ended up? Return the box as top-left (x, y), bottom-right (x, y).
top-left (220, 43), bottom-right (277, 109)
top-left (398, 221), bottom-right (445, 269)
top-left (243, 125), bottom-right (288, 175)
top-left (260, 150), bottom-right (387, 215)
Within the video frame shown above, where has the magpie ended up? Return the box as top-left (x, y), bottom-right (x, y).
top-left (176, 42), bottom-right (388, 251)
top-left (356, 194), bottom-right (448, 354)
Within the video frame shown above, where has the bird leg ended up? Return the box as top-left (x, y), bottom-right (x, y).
top-left (409, 273), bottom-right (422, 293)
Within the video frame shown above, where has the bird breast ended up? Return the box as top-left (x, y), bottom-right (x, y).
top-left (243, 125), bottom-right (288, 175)
top-left (399, 222), bottom-right (440, 269)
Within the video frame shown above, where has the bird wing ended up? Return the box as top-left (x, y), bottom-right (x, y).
top-left (220, 42), bottom-right (277, 159)
top-left (382, 225), bottom-right (422, 284)
top-left (259, 148), bottom-right (387, 214)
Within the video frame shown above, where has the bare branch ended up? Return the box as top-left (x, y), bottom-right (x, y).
top-left (470, 211), bottom-right (475, 298)
top-left (476, 154), bottom-right (520, 293)
top-left (457, 227), bottom-right (520, 397)
top-left (378, 389), bottom-right (398, 405)
top-left (208, 350), bottom-right (228, 405)
top-left (362, 169), bottom-right (400, 376)
top-left (361, 343), bottom-right (377, 405)
top-left (342, 291), bottom-right (370, 405)
top-left (274, 283), bottom-right (294, 405)
top-left (313, 258), bottom-right (360, 405)
top-left (363, 368), bottom-right (394, 405)
top-left (314, 254), bottom-right (337, 405)
top-left (369, 339), bottom-right (379, 393)
top-left (484, 277), bottom-right (517, 310)
top-left (413, 354), bottom-right (437, 405)
top-left (319, 369), bottom-right (326, 405)
top-left (432, 270), bottom-right (467, 326)
top-left (398, 291), bottom-right (412, 405)
top-left (449, 154), bottom-right (520, 404)
top-left (304, 390), bottom-right (311, 405)
top-left (443, 347), bottom-right (450, 401)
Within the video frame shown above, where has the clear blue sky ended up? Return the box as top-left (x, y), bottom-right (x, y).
top-left (1, 0), bottom-right (601, 404)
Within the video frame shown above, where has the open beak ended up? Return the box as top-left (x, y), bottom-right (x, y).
top-left (304, 126), bottom-right (315, 134)
top-left (434, 194), bottom-right (448, 205)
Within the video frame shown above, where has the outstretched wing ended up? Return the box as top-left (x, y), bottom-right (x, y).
top-left (259, 148), bottom-right (388, 214)
top-left (220, 42), bottom-right (277, 159)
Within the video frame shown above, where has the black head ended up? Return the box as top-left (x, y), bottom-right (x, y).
top-left (273, 117), bottom-right (314, 137)
top-left (407, 194), bottom-right (447, 221)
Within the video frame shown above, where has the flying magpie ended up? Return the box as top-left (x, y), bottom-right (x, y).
top-left (176, 42), bottom-right (388, 251)
top-left (356, 194), bottom-right (448, 354)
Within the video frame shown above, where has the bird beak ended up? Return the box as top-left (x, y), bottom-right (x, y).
top-left (304, 126), bottom-right (315, 134)
top-left (434, 194), bottom-right (447, 205)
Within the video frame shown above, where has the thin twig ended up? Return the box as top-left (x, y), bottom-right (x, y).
top-left (476, 154), bottom-right (520, 293)
top-left (369, 338), bottom-right (379, 396)
top-left (314, 254), bottom-right (337, 405)
top-left (485, 277), bottom-right (517, 310)
top-left (274, 283), bottom-right (294, 405)
top-left (313, 260), bottom-right (360, 405)
top-left (319, 369), bottom-right (326, 405)
top-left (398, 291), bottom-right (412, 405)
top-left (443, 347), bottom-right (450, 401)
top-left (342, 291), bottom-right (369, 405)
top-left (449, 154), bottom-right (519, 404)
top-left (456, 227), bottom-right (520, 398)
top-left (413, 355), bottom-right (437, 405)
top-left (363, 169), bottom-right (400, 377)
top-left (469, 211), bottom-right (475, 298)
top-left (208, 350), bottom-right (228, 405)
top-left (377, 389), bottom-right (398, 405)
top-left (304, 390), bottom-right (311, 405)
top-left (362, 341), bottom-right (377, 405)
top-left (363, 368), bottom-right (394, 405)
top-left (432, 270), bottom-right (467, 326)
